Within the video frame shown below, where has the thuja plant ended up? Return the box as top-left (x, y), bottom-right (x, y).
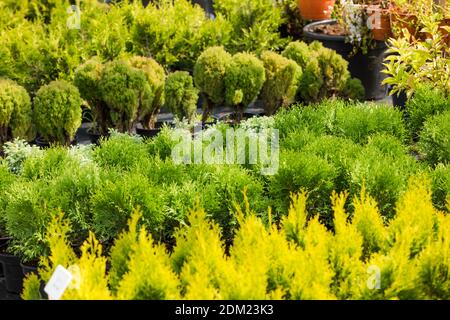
top-left (259, 51), bottom-right (302, 115)
top-left (0, 78), bottom-right (34, 144)
top-left (193, 46), bottom-right (232, 122)
top-left (33, 80), bottom-right (82, 145)
top-left (74, 58), bottom-right (111, 135)
top-left (282, 41), bottom-right (364, 102)
top-left (224, 53), bottom-right (266, 121)
top-left (165, 71), bottom-right (198, 123)
top-left (128, 56), bottom-right (166, 129)
top-left (23, 177), bottom-right (450, 300)
top-left (99, 60), bottom-right (151, 133)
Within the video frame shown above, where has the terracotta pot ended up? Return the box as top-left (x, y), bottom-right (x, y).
top-left (366, 5), bottom-right (392, 41)
top-left (298, 0), bottom-right (336, 21)
top-left (439, 18), bottom-right (450, 45)
top-left (390, 11), bottom-right (420, 39)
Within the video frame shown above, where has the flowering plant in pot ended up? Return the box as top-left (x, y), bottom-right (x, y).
top-left (336, 0), bottom-right (393, 51)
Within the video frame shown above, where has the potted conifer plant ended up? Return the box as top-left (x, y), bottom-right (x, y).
top-left (33, 80), bottom-right (82, 147)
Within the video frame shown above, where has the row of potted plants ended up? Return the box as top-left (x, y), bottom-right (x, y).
top-left (0, 40), bottom-right (365, 147)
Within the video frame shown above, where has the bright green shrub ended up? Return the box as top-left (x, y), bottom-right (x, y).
top-left (282, 41), bottom-right (357, 102)
top-left (73, 58), bottom-right (111, 135)
top-left (406, 84), bottom-right (450, 138)
top-left (332, 103), bottom-right (407, 144)
top-left (224, 53), bottom-right (266, 117)
top-left (0, 78), bottom-right (33, 143)
top-left (23, 178), bottom-right (450, 300)
top-left (193, 46), bottom-right (232, 121)
top-left (146, 126), bottom-right (179, 160)
top-left (0, 19), bottom-right (82, 95)
top-left (91, 171), bottom-right (165, 241)
top-left (348, 146), bottom-right (419, 219)
top-left (0, 161), bottom-right (15, 235)
top-left (269, 150), bottom-right (338, 225)
top-left (340, 77), bottom-right (365, 101)
top-left (33, 80), bottom-right (82, 145)
top-left (128, 56), bottom-right (165, 129)
top-left (82, 2), bottom-right (131, 61)
top-left (93, 132), bottom-right (147, 171)
top-left (274, 102), bottom-right (336, 138)
top-left (5, 180), bottom-right (52, 261)
top-left (418, 110), bottom-right (450, 166)
top-left (303, 135), bottom-right (362, 191)
top-left (164, 71), bottom-right (198, 123)
top-left (99, 60), bottom-right (150, 132)
top-left (132, 0), bottom-right (231, 70)
top-left (259, 51), bottom-right (302, 115)
top-left (202, 165), bottom-right (268, 241)
top-left (366, 133), bottom-right (408, 158)
top-left (315, 44), bottom-right (351, 98)
top-left (213, 0), bottom-right (284, 53)
top-left (20, 146), bottom-right (76, 181)
top-left (431, 164), bottom-right (450, 212)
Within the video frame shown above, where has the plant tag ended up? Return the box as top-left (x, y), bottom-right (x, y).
top-left (44, 265), bottom-right (73, 300)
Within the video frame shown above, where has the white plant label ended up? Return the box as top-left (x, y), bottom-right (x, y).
top-left (44, 265), bottom-right (73, 300)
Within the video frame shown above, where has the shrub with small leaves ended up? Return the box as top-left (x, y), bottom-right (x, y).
top-left (193, 47), bottom-right (232, 121)
top-left (165, 71), bottom-right (198, 123)
top-left (282, 41), bottom-right (356, 102)
top-left (128, 56), bottom-right (165, 129)
top-left (224, 53), bottom-right (266, 119)
top-left (431, 164), bottom-right (450, 212)
top-left (419, 110), bottom-right (450, 166)
top-left (0, 78), bottom-right (33, 144)
top-left (33, 80), bottom-right (82, 145)
top-left (406, 84), bottom-right (450, 138)
top-left (259, 51), bottom-right (302, 115)
top-left (99, 60), bottom-right (151, 132)
top-left (91, 171), bottom-right (165, 241)
top-left (73, 58), bottom-right (111, 135)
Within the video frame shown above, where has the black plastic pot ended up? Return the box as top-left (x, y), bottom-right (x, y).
top-left (34, 136), bottom-right (51, 149)
top-left (20, 263), bottom-right (38, 277)
top-left (34, 137), bottom-right (77, 148)
top-left (136, 128), bottom-right (161, 138)
top-left (0, 254), bottom-right (24, 295)
top-left (391, 90), bottom-right (408, 110)
top-left (303, 20), bottom-right (389, 100)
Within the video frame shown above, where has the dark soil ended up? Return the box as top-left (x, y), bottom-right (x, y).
top-left (311, 23), bottom-right (350, 37)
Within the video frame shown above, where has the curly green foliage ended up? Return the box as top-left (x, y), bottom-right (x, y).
top-left (282, 41), bottom-right (311, 69)
top-left (431, 164), bottom-right (450, 212)
top-left (0, 78), bottom-right (33, 143)
top-left (283, 41), bottom-right (351, 102)
top-left (406, 84), bottom-right (450, 139)
top-left (340, 78), bottom-right (365, 102)
top-left (128, 56), bottom-right (165, 129)
top-left (99, 60), bottom-right (151, 132)
top-left (132, 0), bottom-right (231, 70)
top-left (73, 58), bottom-right (103, 106)
top-left (259, 51), bottom-right (302, 115)
top-left (419, 110), bottom-right (450, 166)
top-left (268, 149), bottom-right (338, 226)
top-left (224, 53), bottom-right (266, 111)
top-left (33, 80), bottom-right (82, 145)
top-left (73, 58), bottom-right (111, 134)
top-left (91, 171), bottom-right (165, 241)
top-left (165, 71), bottom-right (198, 123)
top-left (194, 46), bottom-right (232, 106)
top-left (213, 0), bottom-right (285, 53)
top-left (332, 102), bottom-right (407, 145)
